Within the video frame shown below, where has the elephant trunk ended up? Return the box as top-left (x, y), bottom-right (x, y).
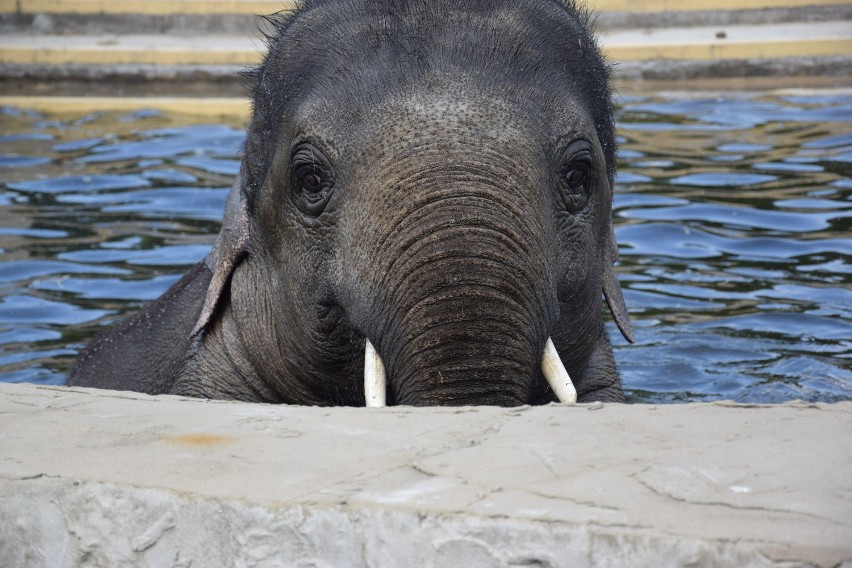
top-left (390, 278), bottom-right (542, 406)
top-left (356, 202), bottom-right (562, 406)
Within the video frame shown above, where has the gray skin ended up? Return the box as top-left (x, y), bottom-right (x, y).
top-left (69, 0), bottom-right (635, 406)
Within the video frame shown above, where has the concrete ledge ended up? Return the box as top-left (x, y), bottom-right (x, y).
top-left (1, 383), bottom-right (850, 567)
top-left (0, 34), bottom-right (259, 66)
top-left (2, 22), bottom-right (850, 66)
top-left (3, 60), bottom-right (851, 99)
top-left (3, 5), bottom-right (849, 36)
top-left (605, 22), bottom-right (852, 61)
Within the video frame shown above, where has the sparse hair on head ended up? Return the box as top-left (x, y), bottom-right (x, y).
top-left (241, 0), bottom-right (616, 193)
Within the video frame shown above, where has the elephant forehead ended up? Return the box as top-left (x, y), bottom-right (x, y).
top-left (295, 79), bottom-right (593, 161)
top-left (371, 85), bottom-right (566, 142)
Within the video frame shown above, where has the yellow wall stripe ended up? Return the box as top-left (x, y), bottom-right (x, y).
top-left (0, 46), bottom-right (260, 65)
top-left (609, 38), bottom-right (852, 61)
top-left (0, 95), bottom-right (252, 119)
top-left (2, 38), bottom-right (849, 65)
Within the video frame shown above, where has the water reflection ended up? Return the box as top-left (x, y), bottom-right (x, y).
top-left (1, 93), bottom-right (850, 402)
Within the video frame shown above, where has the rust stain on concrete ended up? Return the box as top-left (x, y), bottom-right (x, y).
top-left (166, 433), bottom-right (234, 446)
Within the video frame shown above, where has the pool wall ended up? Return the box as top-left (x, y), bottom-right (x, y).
top-left (2, 0), bottom-right (850, 97)
top-left (1, 382), bottom-right (849, 567)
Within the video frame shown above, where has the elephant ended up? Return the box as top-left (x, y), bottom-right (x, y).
top-left (68, 0), bottom-right (635, 406)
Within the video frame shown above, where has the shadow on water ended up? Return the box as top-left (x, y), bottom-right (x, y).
top-left (1, 93), bottom-right (850, 403)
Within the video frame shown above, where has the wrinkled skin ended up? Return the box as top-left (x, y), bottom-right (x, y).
top-left (69, 0), bottom-right (634, 405)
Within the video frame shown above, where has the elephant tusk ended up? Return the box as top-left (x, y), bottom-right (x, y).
top-left (541, 337), bottom-right (577, 404)
top-left (364, 339), bottom-right (387, 407)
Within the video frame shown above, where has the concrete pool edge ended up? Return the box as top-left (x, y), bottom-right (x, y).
top-left (1, 382), bottom-right (850, 567)
top-left (3, 86), bottom-right (852, 121)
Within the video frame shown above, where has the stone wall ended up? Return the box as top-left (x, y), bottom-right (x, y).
top-left (1, 383), bottom-right (850, 567)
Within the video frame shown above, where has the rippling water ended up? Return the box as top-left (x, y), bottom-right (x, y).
top-left (1, 92), bottom-right (850, 403)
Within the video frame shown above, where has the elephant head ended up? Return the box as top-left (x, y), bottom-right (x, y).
top-left (69, 0), bottom-right (633, 405)
top-left (188, 0), bottom-right (634, 406)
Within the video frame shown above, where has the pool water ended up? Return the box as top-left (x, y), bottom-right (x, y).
top-left (1, 92), bottom-right (850, 403)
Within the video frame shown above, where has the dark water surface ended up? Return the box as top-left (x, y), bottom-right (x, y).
top-left (1, 92), bottom-right (850, 403)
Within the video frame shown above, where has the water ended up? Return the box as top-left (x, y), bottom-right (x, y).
top-left (1, 92), bottom-right (850, 403)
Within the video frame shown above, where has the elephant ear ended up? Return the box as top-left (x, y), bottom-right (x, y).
top-left (602, 226), bottom-right (636, 344)
top-left (192, 171), bottom-right (251, 338)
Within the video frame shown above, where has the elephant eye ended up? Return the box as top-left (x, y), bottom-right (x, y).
top-left (291, 143), bottom-right (335, 216)
top-left (300, 172), bottom-right (323, 192)
top-left (557, 140), bottom-right (593, 213)
top-left (565, 168), bottom-right (587, 188)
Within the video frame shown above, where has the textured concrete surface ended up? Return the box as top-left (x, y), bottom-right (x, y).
top-left (1, 382), bottom-right (850, 567)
